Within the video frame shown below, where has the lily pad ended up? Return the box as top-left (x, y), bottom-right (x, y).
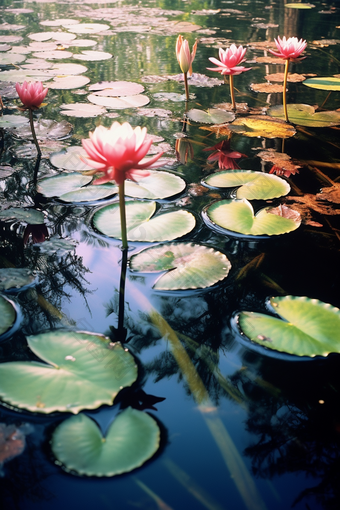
top-left (0, 295), bottom-right (16, 337)
top-left (285, 3), bottom-right (315, 8)
top-left (229, 116), bottom-right (296, 138)
top-left (28, 32), bottom-right (76, 42)
top-left (0, 53), bottom-right (26, 65)
top-left (60, 185), bottom-right (118, 203)
top-left (66, 23), bottom-right (110, 34)
top-left (50, 147), bottom-right (94, 171)
top-left (130, 242), bottom-right (231, 290)
top-left (0, 208), bottom-right (45, 225)
top-left (60, 103), bottom-right (107, 118)
top-left (51, 408), bottom-right (160, 476)
top-left (303, 77), bottom-right (340, 91)
top-left (237, 295), bottom-right (340, 358)
top-left (0, 115), bottom-right (29, 129)
top-left (204, 199), bottom-right (301, 237)
top-left (88, 93), bottom-right (150, 109)
top-left (74, 51), bottom-right (112, 61)
top-left (0, 69), bottom-right (53, 82)
top-left (125, 171), bottom-right (186, 199)
top-left (203, 171), bottom-right (290, 200)
top-left (268, 104), bottom-right (340, 127)
top-left (0, 268), bottom-right (37, 292)
top-left (92, 201), bottom-right (195, 242)
top-left (89, 81), bottom-right (145, 96)
top-left (38, 173), bottom-right (93, 198)
top-left (32, 50), bottom-right (74, 60)
top-left (187, 108), bottom-right (235, 124)
top-left (15, 120), bottom-right (73, 140)
top-left (48, 76), bottom-right (90, 90)
top-left (0, 331), bottom-right (137, 414)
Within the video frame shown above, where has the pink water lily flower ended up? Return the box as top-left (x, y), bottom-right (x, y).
top-left (204, 140), bottom-right (247, 170)
top-left (176, 35), bottom-right (197, 76)
top-left (15, 81), bottom-right (48, 109)
top-left (207, 44), bottom-right (251, 75)
top-left (269, 36), bottom-right (307, 60)
top-left (82, 122), bottom-right (164, 185)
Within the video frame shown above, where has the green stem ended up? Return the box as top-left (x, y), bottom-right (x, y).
top-left (283, 59), bottom-right (289, 122)
top-left (28, 108), bottom-right (41, 157)
top-left (229, 75), bottom-right (236, 111)
top-left (117, 247), bottom-right (128, 342)
top-left (183, 72), bottom-right (189, 102)
top-left (119, 181), bottom-right (128, 250)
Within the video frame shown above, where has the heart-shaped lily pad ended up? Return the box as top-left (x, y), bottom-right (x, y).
top-left (130, 242), bottom-right (231, 290)
top-left (186, 108), bottom-right (235, 124)
top-left (89, 81), bottom-right (145, 96)
top-left (50, 147), bottom-right (94, 171)
top-left (38, 173), bottom-right (93, 198)
top-left (93, 201), bottom-right (195, 242)
top-left (88, 93), bottom-right (150, 109)
top-left (237, 295), bottom-right (340, 358)
top-left (0, 268), bottom-right (37, 292)
top-left (125, 171), bottom-right (186, 199)
top-left (0, 295), bottom-right (16, 336)
top-left (51, 408), bottom-right (160, 476)
top-left (48, 76), bottom-right (90, 90)
top-left (60, 185), bottom-right (118, 203)
top-left (268, 104), bottom-right (340, 127)
top-left (229, 115), bottom-right (296, 138)
top-left (0, 331), bottom-right (138, 414)
top-left (60, 103), bottom-right (107, 118)
top-left (303, 77), bottom-right (340, 91)
top-left (203, 171), bottom-right (290, 200)
top-left (0, 208), bottom-right (45, 224)
top-left (204, 199), bottom-right (301, 237)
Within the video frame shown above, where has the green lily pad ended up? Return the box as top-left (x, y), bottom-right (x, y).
top-left (130, 242), bottom-right (231, 290)
top-left (16, 120), bottom-right (73, 141)
top-left (303, 77), bottom-right (340, 91)
top-left (50, 147), bottom-right (94, 171)
top-left (38, 173), bottom-right (93, 198)
top-left (0, 208), bottom-right (45, 225)
top-left (0, 268), bottom-right (37, 291)
top-left (88, 93), bottom-right (150, 109)
top-left (60, 185), bottom-right (118, 203)
top-left (203, 171), bottom-right (290, 200)
top-left (0, 295), bottom-right (16, 336)
top-left (268, 104), bottom-right (340, 127)
top-left (205, 199), bottom-right (301, 237)
top-left (229, 115), bottom-right (296, 138)
top-left (125, 171), bottom-right (186, 199)
top-left (285, 3), bottom-right (315, 8)
top-left (0, 331), bottom-right (137, 414)
top-left (186, 108), bottom-right (235, 124)
top-left (0, 53), bottom-right (26, 65)
top-left (238, 296), bottom-right (340, 358)
top-left (93, 201), bottom-right (195, 242)
top-left (0, 115), bottom-right (29, 129)
top-left (0, 69), bottom-right (53, 83)
top-left (51, 408), bottom-right (160, 476)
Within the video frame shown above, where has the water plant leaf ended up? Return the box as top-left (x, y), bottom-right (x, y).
top-left (28, 31), bottom-right (76, 42)
top-left (93, 201), bottom-right (195, 242)
top-left (48, 76), bottom-right (90, 90)
top-left (38, 173), bottom-right (93, 197)
top-left (60, 185), bottom-right (118, 203)
top-left (285, 3), bottom-right (315, 8)
top-left (303, 77), bottom-right (340, 91)
top-left (89, 81), bottom-right (145, 96)
top-left (0, 295), bottom-right (16, 336)
top-left (130, 242), bottom-right (231, 290)
top-left (203, 171), bottom-right (290, 200)
top-left (229, 116), bottom-right (296, 138)
top-left (88, 93), bottom-right (149, 109)
top-left (32, 50), bottom-right (73, 60)
top-left (205, 199), bottom-right (301, 237)
top-left (238, 296), bottom-right (340, 357)
top-left (66, 23), bottom-right (110, 34)
top-left (0, 53), bottom-right (26, 65)
top-left (74, 51), bottom-right (112, 61)
top-left (0, 208), bottom-right (45, 224)
top-left (0, 268), bottom-right (36, 292)
top-left (50, 147), bottom-right (94, 171)
top-left (15, 119), bottom-right (73, 141)
top-left (40, 18), bottom-right (80, 27)
top-left (60, 103), bottom-right (107, 117)
top-left (0, 69), bottom-right (53, 82)
top-left (187, 109), bottom-right (235, 124)
top-left (268, 104), bottom-right (340, 127)
top-left (0, 331), bottom-right (137, 414)
top-left (0, 115), bottom-right (29, 129)
top-left (51, 408), bottom-right (160, 476)
top-left (124, 171), bottom-right (186, 199)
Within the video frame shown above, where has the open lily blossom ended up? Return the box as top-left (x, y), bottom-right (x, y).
top-left (176, 35), bottom-right (197, 76)
top-left (82, 122), bottom-right (164, 185)
top-left (16, 81), bottom-right (48, 109)
top-left (207, 45), bottom-right (251, 76)
top-left (269, 36), bottom-right (307, 60)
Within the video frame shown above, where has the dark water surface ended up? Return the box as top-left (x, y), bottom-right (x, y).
top-left (1, 1), bottom-right (340, 509)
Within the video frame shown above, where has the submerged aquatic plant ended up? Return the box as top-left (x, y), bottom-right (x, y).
top-left (207, 45), bottom-right (251, 110)
top-left (269, 36), bottom-right (307, 122)
top-left (81, 122), bottom-right (164, 249)
top-left (15, 81), bottom-right (48, 157)
top-left (176, 35), bottom-right (197, 102)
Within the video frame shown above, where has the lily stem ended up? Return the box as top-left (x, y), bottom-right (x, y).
top-left (28, 108), bottom-right (41, 157)
top-left (283, 59), bottom-right (289, 122)
top-left (119, 181), bottom-right (128, 250)
top-left (229, 75), bottom-right (236, 111)
top-left (183, 72), bottom-right (189, 102)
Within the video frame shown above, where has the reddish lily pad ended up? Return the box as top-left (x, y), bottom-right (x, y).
top-left (48, 76), bottom-right (90, 90)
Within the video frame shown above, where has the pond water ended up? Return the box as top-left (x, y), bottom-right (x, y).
top-left (1, 1), bottom-right (340, 509)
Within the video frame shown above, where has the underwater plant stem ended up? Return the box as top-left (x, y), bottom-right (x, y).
top-left (28, 108), bottom-right (41, 157)
top-left (229, 75), bottom-right (236, 110)
top-left (119, 181), bottom-right (128, 250)
top-left (283, 59), bottom-right (289, 122)
top-left (183, 72), bottom-right (189, 102)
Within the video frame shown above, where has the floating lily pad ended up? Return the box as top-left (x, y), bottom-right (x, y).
top-left (0, 331), bottom-right (137, 414)
top-left (285, 3), bottom-right (315, 8)
top-left (67, 39), bottom-right (97, 48)
top-left (50, 147), bottom-right (94, 171)
top-left (203, 171), bottom-right (290, 200)
top-left (268, 104), bottom-right (340, 127)
top-left (187, 108), bottom-right (235, 124)
top-left (66, 23), bottom-right (110, 34)
top-left (204, 199), bottom-right (301, 237)
top-left (153, 92), bottom-right (192, 102)
top-left (130, 242), bottom-right (231, 290)
top-left (89, 81), bottom-right (145, 96)
top-left (0, 115), bottom-right (29, 129)
top-left (0, 208), bottom-right (45, 224)
top-left (41, 19), bottom-right (80, 27)
top-left (74, 51), bottom-right (112, 61)
top-left (0, 295), bottom-right (16, 337)
top-left (229, 116), bottom-right (296, 138)
top-left (124, 171), bottom-right (186, 199)
top-left (0, 53), bottom-right (26, 65)
top-left (303, 77), bottom-right (340, 91)
top-left (88, 93), bottom-right (149, 109)
top-left (60, 103), bottom-right (107, 117)
top-left (28, 32), bottom-right (76, 42)
top-left (60, 185), bottom-right (118, 203)
top-left (0, 69), bottom-right (53, 82)
top-left (32, 50), bottom-right (73, 60)
top-left (0, 268), bottom-right (37, 292)
top-left (15, 120), bottom-right (73, 140)
top-left (93, 201), bottom-right (195, 242)
top-left (49, 63), bottom-right (88, 75)
top-left (0, 166), bottom-right (15, 179)
top-left (48, 76), bottom-right (90, 90)
top-left (51, 408), bottom-right (160, 476)
top-left (237, 295), bottom-right (340, 358)
top-left (38, 173), bottom-right (93, 198)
